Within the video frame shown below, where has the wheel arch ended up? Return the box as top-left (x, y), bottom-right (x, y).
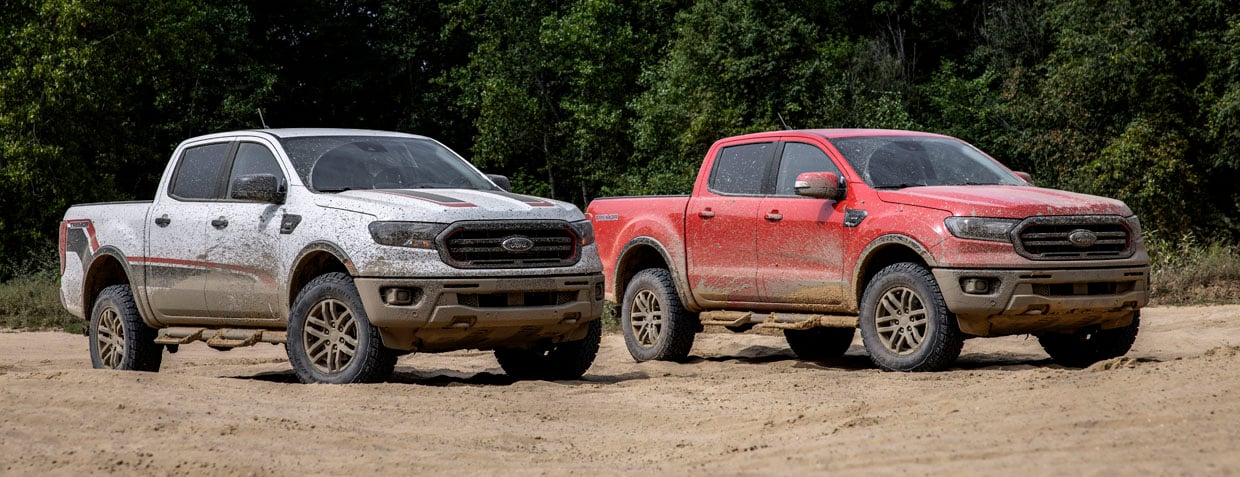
top-left (852, 234), bottom-right (938, 310)
top-left (614, 237), bottom-right (698, 311)
top-left (82, 247), bottom-right (144, 325)
top-left (286, 241), bottom-right (357, 314)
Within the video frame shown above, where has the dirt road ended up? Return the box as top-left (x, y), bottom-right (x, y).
top-left (2, 305), bottom-right (1239, 475)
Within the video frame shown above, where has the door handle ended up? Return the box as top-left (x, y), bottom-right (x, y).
top-left (765, 211), bottom-right (783, 222)
top-left (211, 217), bottom-right (229, 229)
top-left (154, 215), bottom-right (171, 227)
top-left (698, 209), bottom-right (715, 219)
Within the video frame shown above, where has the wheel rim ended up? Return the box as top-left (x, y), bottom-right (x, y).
top-left (873, 286), bottom-right (928, 355)
top-left (96, 307), bottom-right (125, 369)
top-left (629, 289), bottom-right (664, 348)
top-left (303, 298), bottom-right (359, 374)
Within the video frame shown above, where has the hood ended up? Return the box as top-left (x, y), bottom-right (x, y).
top-left (314, 188), bottom-right (585, 222)
top-left (876, 185), bottom-right (1133, 218)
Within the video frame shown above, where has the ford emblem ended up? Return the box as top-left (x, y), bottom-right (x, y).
top-left (1067, 229), bottom-right (1098, 248)
top-left (501, 235), bottom-right (535, 252)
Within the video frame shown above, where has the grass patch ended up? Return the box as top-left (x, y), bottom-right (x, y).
top-left (0, 269), bottom-right (82, 333)
top-left (1148, 233), bottom-right (1240, 305)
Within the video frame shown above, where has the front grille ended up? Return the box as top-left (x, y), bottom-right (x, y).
top-left (1013, 216), bottom-right (1132, 261)
top-left (440, 221), bottom-right (579, 269)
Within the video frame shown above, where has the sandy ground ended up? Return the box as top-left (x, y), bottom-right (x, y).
top-left (2, 305), bottom-right (1239, 476)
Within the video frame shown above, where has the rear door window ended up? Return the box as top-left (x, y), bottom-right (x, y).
top-left (170, 143), bottom-right (232, 200)
top-left (708, 142), bottom-right (775, 195)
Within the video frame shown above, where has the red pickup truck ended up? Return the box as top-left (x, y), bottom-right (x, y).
top-left (587, 129), bottom-right (1150, 371)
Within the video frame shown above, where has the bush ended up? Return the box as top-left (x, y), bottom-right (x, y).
top-left (0, 254), bottom-right (81, 333)
top-left (1147, 232), bottom-right (1240, 305)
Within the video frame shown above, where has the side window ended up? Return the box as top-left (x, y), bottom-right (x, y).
top-left (170, 143), bottom-right (232, 200)
top-left (775, 142), bottom-right (841, 195)
top-left (227, 143), bottom-right (285, 199)
top-left (709, 142), bottom-right (774, 195)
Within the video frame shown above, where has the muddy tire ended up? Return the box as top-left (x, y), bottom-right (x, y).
top-left (89, 284), bottom-right (163, 372)
top-left (495, 319), bottom-right (602, 380)
top-left (286, 273), bottom-right (397, 384)
top-left (621, 268), bottom-right (696, 362)
top-left (1038, 312), bottom-right (1140, 368)
top-left (858, 263), bottom-right (963, 372)
top-left (784, 327), bottom-right (855, 362)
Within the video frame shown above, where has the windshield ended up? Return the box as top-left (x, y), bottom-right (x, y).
top-left (279, 136), bottom-right (497, 193)
top-left (829, 136), bottom-right (1026, 189)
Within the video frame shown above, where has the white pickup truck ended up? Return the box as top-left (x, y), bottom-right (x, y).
top-left (59, 129), bottom-right (604, 383)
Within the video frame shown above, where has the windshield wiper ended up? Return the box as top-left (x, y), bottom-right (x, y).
top-left (316, 186), bottom-right (362, 193)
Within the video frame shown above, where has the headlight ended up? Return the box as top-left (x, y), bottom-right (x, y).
top-left (944, 217), bottom-right (1018, 242)
top-left (1126, 215), bottom-right (1143, 244)
top-left (368, 221), bottom-right (447, 249)
top-left (568, 220), bottom-right (595, 246)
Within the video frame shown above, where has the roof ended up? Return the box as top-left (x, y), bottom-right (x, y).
top-left (181, 128), bottom-right (429, 143)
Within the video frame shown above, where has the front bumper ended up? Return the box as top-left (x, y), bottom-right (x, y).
top-left (355, 273), bottom-right (605, 351)
top-left (933, 266), bottom-right (1149, 337)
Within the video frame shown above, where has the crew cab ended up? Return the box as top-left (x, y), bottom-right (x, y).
top-left (60, 129), bottom-right (604, 383)
top-left (587, 129), bottom-right (1149, 371)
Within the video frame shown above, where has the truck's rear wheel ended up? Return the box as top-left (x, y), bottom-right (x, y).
top-left (859, 263), bottom-right (963, 372)
top-left (495, 319), bottom-right (602, 380)
top-left (89, 284), bottom-right (162, 372)
top-left (1038, 312), bottom-right (1140, 368)
top-left (286, 273), bottom-right (397, 384)
top-left (784, 327), bottom-right (855, 362)
top-left (621, 268), bottom-right (696, 362)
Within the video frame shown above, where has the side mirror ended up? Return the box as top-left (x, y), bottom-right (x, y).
top-left (1013, 171), bottom-right (1034, 185)
top-left (794, 172), bottom-right (845, 200)
top-left (487, 174), bottom-right (512, 192)
top-left (231, 174), bottom-right (285, 203)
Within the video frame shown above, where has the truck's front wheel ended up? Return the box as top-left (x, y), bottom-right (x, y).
top-left (89, 284), bottom-right (162, 372)
top-left (495, 319), bottom-right (602, 380)
top-left (1038, 312), bottom-right (1140, 368)
top-left (286, 273), bottom-right (397, 384)
top-left (858, 263), bottom-right (963, 372)
top-left (621, 268), bottom-right (696, 362)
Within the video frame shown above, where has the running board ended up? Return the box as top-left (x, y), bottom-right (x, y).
top-left (155, 327), bottom-right (287, 348)
top-left (699, 311), bottom-right (857, 332)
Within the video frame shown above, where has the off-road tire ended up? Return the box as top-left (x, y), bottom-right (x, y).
top-left (89, 284), bottom-right (163, 372)
top-left (621, 268), bottom-right (696, 362)
top-left (286, 273), bottom-right (397, 384)
top-left (784, 327), bottom-right (856, 362)
top-left (858, 262), bottom-right (963, 372)
top-left (495, 319), bottom-right (602, 380)
top-left (1038, 312), bottom-right (1140, 368)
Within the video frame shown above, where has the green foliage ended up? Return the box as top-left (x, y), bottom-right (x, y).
top-left (0, 252), bottom-right (79, 332)
top-left (1, 0), bottom-right (1239, 290)
top-left (1146, 232), bottom-right (1240, 305)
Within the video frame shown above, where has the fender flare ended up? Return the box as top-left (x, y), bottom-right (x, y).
top-left (615, 236), bottom-right (700, 311)
top-left (851, 233), bottom-right (939, 306)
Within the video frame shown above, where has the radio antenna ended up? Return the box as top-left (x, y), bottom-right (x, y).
top-left (777, 112), bottom-right (793, 130)
top-left (257, 108), bottom-right (270, 129)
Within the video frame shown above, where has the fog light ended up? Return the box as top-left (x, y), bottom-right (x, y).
top-left (382, 287), bottom-right (418, 306)
top-left (594, 282), bottom-right (604, 301)
top-left (962, 278), bottom-right (991, 295)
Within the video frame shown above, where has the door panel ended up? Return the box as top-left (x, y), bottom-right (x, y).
top-left (757, 196), bottom-right (847, 307)
top-left (202, 202), bottom-right (283, 320)
top-left (685, 195), bottom-right (761, 303)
